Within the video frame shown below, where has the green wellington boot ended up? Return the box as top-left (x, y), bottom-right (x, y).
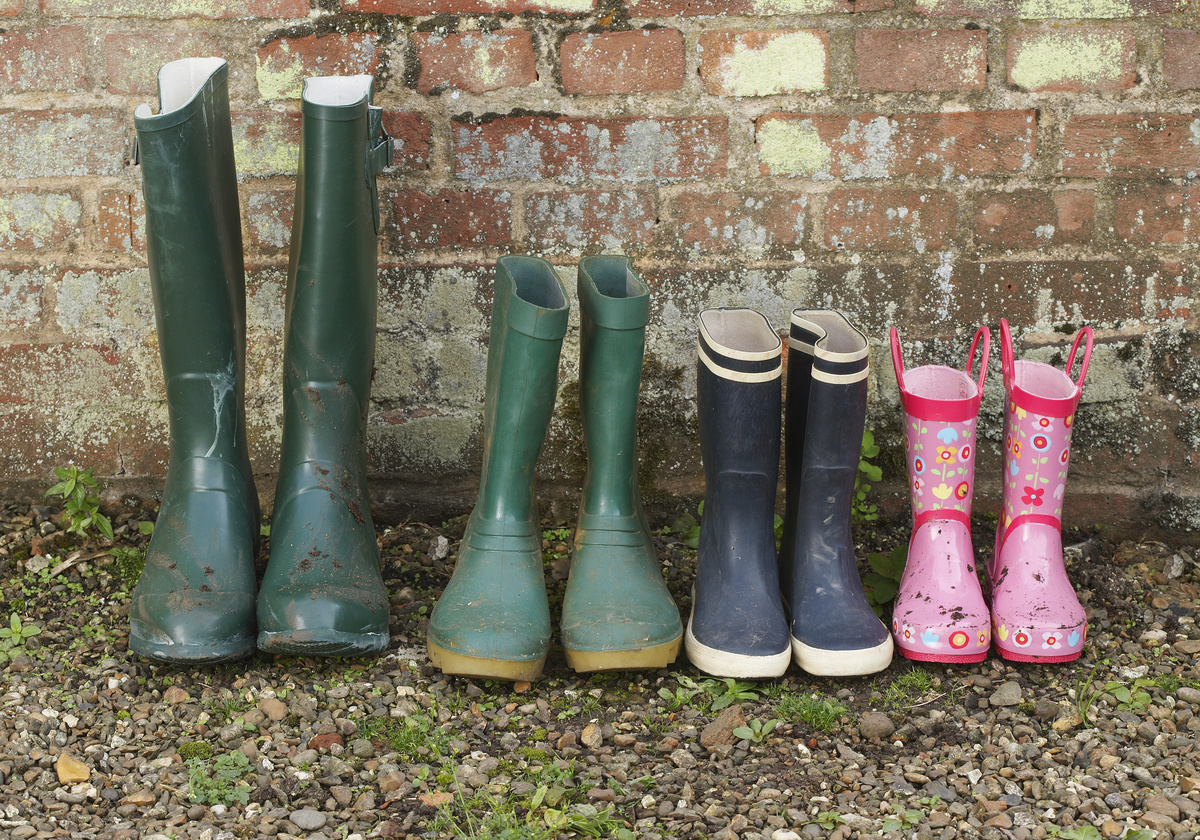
top-left (129, 57), bottom-right (259, 663)
top-left (256, 76), bottom-right (393, 656)
top-left (561, 256), bottom-right (682, 672)
top-left (427, 256), bottom-right (570, 681)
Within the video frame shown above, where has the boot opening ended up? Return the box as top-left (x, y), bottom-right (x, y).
top-left (791, 310), bottom-right (867, 359)
top-left (582, 255), bottom-right (642, 300)
top-left (303, 75), bottom-right (373, 106)
top-left (1012, 360), bottom-right (1076, 400)
top-left (905, 365), bottom-right (978, 401)
top-left (699, 309), bottom-right (780, 357)
top-left (502, 256), bottom-right (567, 310)
top-left (154, 57), bottom-right (226, 114)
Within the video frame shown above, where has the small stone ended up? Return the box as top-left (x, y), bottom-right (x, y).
top-left (260, 697), bottom-right (288, 721)
top-left (580, 723), bottom-right (603, 750)
top-left (7, 654), bottom-right (33, 673)
top-left (556, 731), bottom-right (577, 750)
top-left (1144, 795), bottom-right (1181, 821)
top-left (730, 814), bottom-right (749, 831)
top-left (1142, 812), bottom-right (1177, 831)
top-left (1034, 699), bottom-right (1060, 721)
top-left (120, 789), bottom-right (157, 807)
top-left (985, 814), bottom-right (1013, 829)
top-left (513, 681), bottom-right (531, 694)
top-left (421, 792), bottom-right (453, 807)
top-left (587, 788), bottom-right (616, 802)
top-left (350, 738), bottom-right (375, 758)
top-left (1101, 820), bottom-right (1122, 838)
top-left (186, 804), bottom-right (206, 820)
top-left (990, 681), bottom-right (1023, 707)
top-left (1180, 777), bottom-right (1200, 793)
top-left (1151, 596), bottom-right (1171, 610)
top-left (310, 732), bottom-right (344, 751)
top-left (700, 705), bottom-right (746, 749)
top-left (430, 535), bottom-right (449, 561)
top-left (670, 748), bottom-right (697, 769)
top-left (1178, 687), bottom-right (1200, 704)
top-left (858, 711), bottom-right (895, 740)
top-left (55, 754), bottom-right (89, 784)
top-left (1174, 639), bottom-right (1200, 656)
top-left (772, 831), bottom-right (802, 840)
top-left (290, 809), bottom-right (328, 831)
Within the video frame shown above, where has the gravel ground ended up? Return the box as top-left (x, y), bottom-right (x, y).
top-left (1, 499), bottom-right (1199, 840)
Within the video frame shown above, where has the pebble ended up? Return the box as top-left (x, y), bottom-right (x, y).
top-left (580, 722), bottom-right (603, 749)
top-left (291, 809), bottom-right (328, 831)
top-left (260, 697), bottom-right (288, 721)
top-left (990, 681), bottom-right (1023, 707)
top-left (858, 711), bottom-right (895, 739)
top-left (54, 754), bottom-right (89, 784)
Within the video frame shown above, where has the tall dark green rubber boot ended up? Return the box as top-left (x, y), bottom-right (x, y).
top-left (427, 256), bottom-right (570, 681)
top-left (129, 58), bottom-right (259, 663)
top-left (561, 256), bottom-right (681, 672)
top-left (256, 76), bottom-right (393, 657)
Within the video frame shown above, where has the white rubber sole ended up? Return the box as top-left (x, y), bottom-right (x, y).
top-left (684, 615), bottom-right (791, 679)
top-left (791, 632), bottom-right (894, 677)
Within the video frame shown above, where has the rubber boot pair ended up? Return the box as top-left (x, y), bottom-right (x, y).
top-left (427, 256), bottom-right (681, 681)
top-left (685, 308), bottom-right (892, 679)
top-left (890, 321), bottom-right (1093, 663)
top-left (129, 59), bottom-right (392, 663)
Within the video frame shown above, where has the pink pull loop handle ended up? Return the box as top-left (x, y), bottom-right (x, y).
top-left (966, 325), bottom-right (990, 398)
top-left (1065, 325), bottom-right (1093, 392)
top-left (889, 327), bottom-right (906, 393)
top-left (999, 318), bottom-right (1015, 392)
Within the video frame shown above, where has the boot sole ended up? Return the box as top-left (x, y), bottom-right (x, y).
top-left (684, 621), bottom-right (790, 679)
top-left (791, 634), bottom-right (894, 677)
top-left (258, 630), bottom-right (388, 658)
top-left (130, 634), bottom-right (256, 665)
top-left (896, 645), bottom-right (987, 664)
top-left (996, 647), bottom-right (1082, 664)
top-left (564, 636), bottom-right (682, 673)
top-left (427, 640), bottom-right (546, 682)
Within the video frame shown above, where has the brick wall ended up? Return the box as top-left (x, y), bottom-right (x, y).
top-left (1, 0), bottom-right (1199, 532)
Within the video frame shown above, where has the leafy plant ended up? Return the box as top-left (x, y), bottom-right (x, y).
top-left (0, 613), bottom-right (41, 645)
top-left (1105, 678), bottom-right (1153, 714)
top-left (177, 741), bottom-right (214, 762)
top-left (1074, 663), bottom-right (1107, 725)
top-left (852, 430), bottom-right (883, 523)
top-left (808, 811), bottom-right (846, 830)
top-left (187, 751), bottom-right (251, 806)
top-left (1048, 826), bottom-right (1103, 840)
top-left (356, 710), bottom-right (452, 761)
top-left (863, 544), bottom-right (908, 617)
top-left (702, 678), bottom-right (760, 712)
top-left (657, 675), bottom-right (703, 711)
top-left (777, 693), bottom-right (848, 733)
top-left (732, 717), bottom-right (779, 744)
top-left (108, 546), bottom-right (146, 589)
top-left (46, 465), bottom-right (114, 542)
top-left (882, 668), bottom-right (935, 708)
top-left (882, 808), bottom-right (924, 833)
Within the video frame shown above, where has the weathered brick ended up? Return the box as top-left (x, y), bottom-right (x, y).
top-left (231, 111), bottom-right (301, 178)
top-left (414, 30), bottom-right (536, 95)
top-left (41, 406), bottom-right (169, 479)
top-left (0, 343), bottom-right (142, 406)
top-left (916, 0), bottom-right (1183, 16)
top-left (345, 0), bottom-right (595, 11)
top-left (1, 1), bottom-right (20, 15)
top-left (384, 112), bottom-right (432, 172)
top-left (1113, 184), bottom-right (1200, 245)
top-left (97, 190), bottom-right (146, 255)
top-left (104, 32), bottom-right (223, 95)
top-left (42, 0), bottom-right (308, 17)
top-left (671, 191), bottom-right (806, 258)
top-left (524, 191), bottom-right (655, 254)
top-left (257, 33), bottom-right (382, 101)
top-left (1008, 27), bottom-right (1136, 91)
top-left (975, 190), bottom-right (1094, 250)
top-left (824, 188), bottom-right (955, 252)
top-left (0, 191), bottom-right (81, 250)
top-left (561, 29), bottom-right (684, 95)
top-left (1164, 30), bottom-right (1200, 90)
top-left (1062, 114), bottom-right (1200, 177)
top-left (455, 115), bottom-right (727, 184)
top-left (56, 269), bottom-right (154, 334)
top-left (756, 112), bottom-right (1036, 179)
top-left (0, 27), bottom-right (86, 93)
top-left (389, 189), bottom-right (512, 250)
top-left (856, 30), bottom-right (986, 92)
top-left (0, 111), bottom-right (126, 178)
top-left (0, 412), bottom-right (42, 479)
top-left (245, 189), bottom-right (294, 252)
top-left (0, 269), bottom-right (45, 328)
top-left (628, 0), bottom-right (891, 14)
top-left (697, 30), bottom-right (827, 96)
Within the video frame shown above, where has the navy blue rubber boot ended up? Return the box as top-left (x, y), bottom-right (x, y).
top-left (684, 308), bottom-right (791, 679)
top-left (781, 310), bottom-right (893, 676)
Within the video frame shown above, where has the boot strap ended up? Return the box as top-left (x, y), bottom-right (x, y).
top-left (998, 512), bottom-right (1063, 553)
top-left (365, 105), bottom-right (393, 234)
top-left (913, 508), bottom-right (971, 534)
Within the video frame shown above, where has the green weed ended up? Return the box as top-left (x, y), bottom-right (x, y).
top-left (777, 693), bottom-right (848, 733)
top-left (732, 717), bottom-right (779, 743)
top-left (863, 544), bottom-right (907, 617)
top-left (45, 465), bottom-right (113, 543)
top-left (702, 678), bottom-right (760, 712)
top-left (187, 751), bottom-right (251, 806)
top-left (852, 430), bottom-right (883, 523)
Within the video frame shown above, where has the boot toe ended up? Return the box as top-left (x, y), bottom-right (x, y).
top-left (257, 588), bottom-right (389, 657)
top-left (130, 591), bottom-right (257, 663)
top-left (791, 601), bottom-right (893, 676)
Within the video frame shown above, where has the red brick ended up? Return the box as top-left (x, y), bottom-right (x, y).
top-left (0, 111), bottom-right (126, 178)
top-left (671, 191), bottom-right (806, 257)
top-left (524, 190), bottom-right (655, 254)
top-left (389, 189), bottom-right (512, 250)
top-left (954, 261), bottom-right (1152, 326)
top-left (375, 264), bottom-right (492, 332)
top-left (56, 270), bottom-right (154, 334)
top-left (628, 0), bottom-right (891, 14)
top-left (455, 115), bottom-right (727, 184)
top-left (1062, 114), bottom-right (1200, 177)
top-left (231, 111), bottom-right (301, 178)
top-left (0, 1), bottom-right (20, 15)
top-left (1164, 30), bottom-right (1200, 90)
top-left (97, 190), bottom-right (146, 255)
top-left (824, 188), bottom-right (955, 252)
top-left (1113, 184), bottom-right (1200, 245)
top-left (414, 30), bottom-right (536, 95)
top-left (975, 190), bottom-right (1094, 250)
top-left (346, 0), bottom-right (594, 11)
top-left (256, 33), bottom-right (382, 100)
top-left (0, 28), bottom-right (86, 93)
top-left (41, 0), bottom-right (308, 16)
top-left (915, 0), bottom-right (1182, 16)
top-left (1008, 27), bottom-right (1136, 92)
top-left (245, 189), bottom-right (295, 253)
top-left (0, 412), bottom-right (42, 479)
top-left (384, 112), bottom-right (432, 172)
top-left (561, 29), bottom-right (684, 95)
top-left (0, 343), bottom-right (141, 406)
top-left (0, 269), bottom-right (45, 328)
top-left (104, 32), bottom-right (223, 96)
top-left (41, 407), bottom-right (168, 479)
top-left (698, 30), bottom-right (828, 96)
top-left (756, 112), bottom-right (1035, 179)
top-left (856, 30), bottom-right (986, 92)
top-left (0, 191), bottom-right (81, 250)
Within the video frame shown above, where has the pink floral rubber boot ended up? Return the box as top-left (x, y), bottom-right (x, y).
top-left (890, 327), bottom-right (992, 663)
top-left (991, 319), bottom-right (1093, 663)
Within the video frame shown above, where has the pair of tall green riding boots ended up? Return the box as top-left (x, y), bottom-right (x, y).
top-left (129, 58), bottom-right (393, 662)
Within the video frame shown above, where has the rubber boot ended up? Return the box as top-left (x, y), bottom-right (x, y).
top-left (427, 256), bottom-right (570, 681)
top-left (256, 76), bottom-right (393, 657)
top-left (129, 58), bottom-right (259, 664)
top-left (561, 256), bottom-right (682, 672)
top-left (991, 319), bottom-right (1093, 662)
top-left (685, 308), bottom-right (791, 679)
top-left (783, 310), bottom-right (893, 676)
top-left (890, 327), bottom-right (992, 663)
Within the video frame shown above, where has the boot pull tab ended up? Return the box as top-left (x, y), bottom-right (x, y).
top-left (999, 318), bottom-right (1015, 393)
top-left (966, 325), bottom-right (990, 397)
top-left (1065, 326), bottom-right (1093, 394)
top-left (364, 105), bottom-right (392, 234)
top-left (889, 327), bottom-right (906, 393)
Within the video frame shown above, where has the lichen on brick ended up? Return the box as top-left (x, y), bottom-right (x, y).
top-left (0, 193), bottom-right (80, 249)
top-left (1011, 30), bottom-right (1127, 90)
top-left (713, 32), bottom-right (826, 96)
top-left (757, 119), bottom-right (832, 178)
